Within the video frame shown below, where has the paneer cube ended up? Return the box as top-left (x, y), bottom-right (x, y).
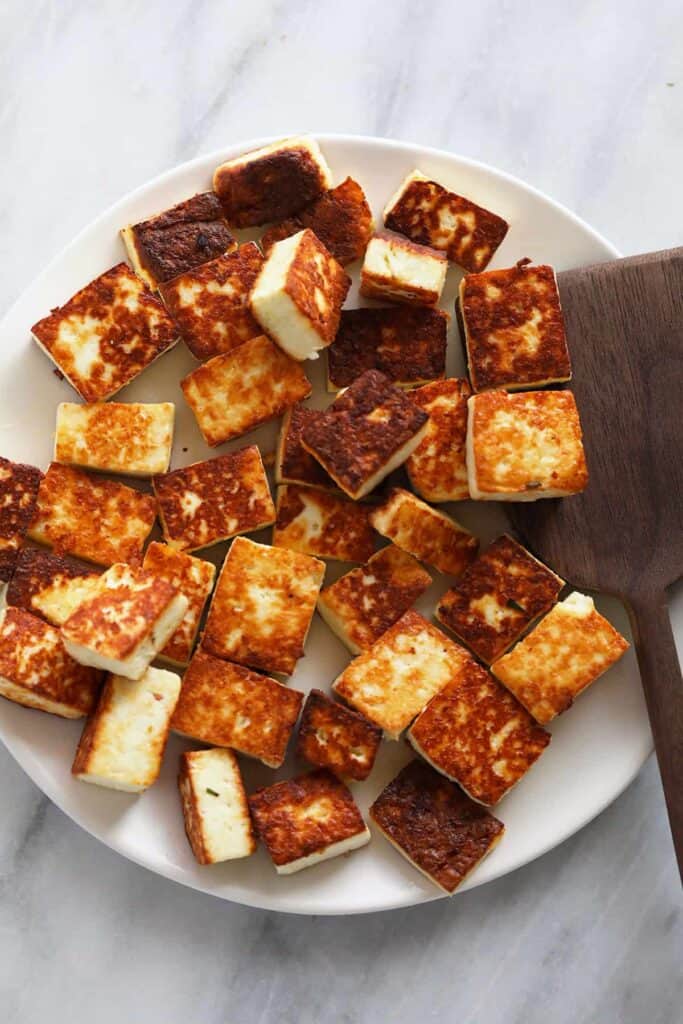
top-left (0, 606), bottom-right (101, 718)
top-left (275, 405), bottom-right (336, 490)
top-left (142, 542), bottom-right (216, 668)
top-left (383, 169), bottom-right (509, 273)
top-left (248, 768), bottom-right (370, 875)
top-left (201, 536), bottom-right (324, 676)
top-left (491, 591), bottom-right (630, 724)
top-left (296, 689), bottom-right (382, 781)
top-left (61, 563), bottom-right (189, 680)
top-left (370, 487), bottom-right (478, 576)
top-left (6, 547), bottom-right (100, 625)
top-left (369, 759), bottom-right (505, 894)
top-left (360, 231), bottom-right (447, 307)
top-left (436, 534), bottom-right (564, 664)
top-left (171, 650), bottom-right (303, 768)
top-left (152, 446), bottom-right (274, 553)
top-left (181, 333), bottom-right (311, 447)
top-left (466, 389), bottom-right (589, 500)
top-left (0, 455), bottom-right (43, 582)
top-left (249, 228), bottom-right (350, 361)
top-left (28, 462), bottom-right (157, 567)
top-left (317, 544), bottom-right (432, 654)
top-left (54, 401), bottom-right (175, 477)
top-left (178, 748), bottom-right (256, 864)
top-left (300, 370), bottom-right (429, 499)
top-left (408, 658), bottom-right (550, 805)
top-left (272, 484), bottom-right (374, 563)
top-left (406, 378), bottom-right (471, 502)
top-left (72, 666), bottom-right (181, 791)
top-left (31, 263), bottom-right (178, 402)
top-left (159, 243), bottom-right (264, 361)
top-left (327, 307), bottom-right (448, 391)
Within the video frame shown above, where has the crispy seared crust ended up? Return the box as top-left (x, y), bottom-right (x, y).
top-left (6, 547), bottom-right (99, 622)
top-left (178, 749), bottom-right (256, 864)
top-left (141, 542), bottom-right (216, 666)
top-left (283, 229), bottom-right (351, 345)
top-left (0, 607), bottom-right (101, 718)
top-left (459, 263), bottom-right (571, 391)
top-left (54, 401), bottom-right (175, 477)
top-left (436, 534), bottom-right (564, 664)
top-left (181, 334), bottom-right (311, 447)
top-left (0, 456), bottom-right (43, 582)
top-left (248, 768), bottom-right (367, 867)
top-left (261, 178), bottom-right (374, 266)
top-left (360, 231), bottom-right (447, 306)
top-left (317, 544), bottom-right (432, 653)
top-left (384, 172), bottom-right (508, 272)
top-left (152, 446), bottom-right (274, 553)
top-left (31, 263), bottom-right (178, 402)
top-left (171, 650), bottom-right (303, 768)
top-left (327, 307), bottom-right (448, 390)
top-left (28, 463), bottom-right (157, 567)
top-left (406, 378), bottom-right (471, 502)
top-left (273, 484), bottom-right (375, 563)
top-left (276, 406), bottom-right (336, 490)
top-left (301, 370), bottom-right (429, 499)
top-left (159, 243), bottom-right (264, 360)
top-left (408, 658), bottom-right (550, 805)
top-left (201, 536), bottom-right (324, 675)
top-left (296, 689), bottom-right (382, 781)
top-left (370, 487), bottom-right (479, 576)
top-left (491, 592), bottom-right (630, 724)
top-left (369, 759), bottom-right (505, 893)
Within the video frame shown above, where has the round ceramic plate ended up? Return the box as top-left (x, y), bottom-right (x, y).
top-left (0, 134), bottom-right (661, 915)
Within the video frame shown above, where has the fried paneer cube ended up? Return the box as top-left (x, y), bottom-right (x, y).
top-left (296, 689), bottom-right (382, 781)
top-left (317, 544), bottom-right (432, 654)
top-left (248, 768), bottom-right (370, 875)
top-left (178, 748), bottom-right (256, 864)
top-left (201, 536), bottom-right (324, 676)
top-left (333, 609), bottom-right (472, 739)
top-left (360, 230), bottom-right (447, 307)
top-left (327, 307), bottom-right (448, 391)
top-left (181, 334), bottom-right (311, 447)
top-left (369, 759), bottom-right (505, 894)
top-left (213, 136), bottom-right (333, 227)
top-left (0, 456), bottom-right (42, 582)
top-left (466, 389), bottom-right (589, 500)
top-left (61, 562), bottom-right (189, 680)
top-left (152, 446), bottom-right (274, 553)
top-left (436, 534), bottom-right (564, 664)
top-left (272, 484), bottom-right (374, 563)
top-left (6, 547), bottom-right (100, 625)
top-left (458, 262), bottom-right (571, 391)
top-left (370, 488), bottom-right (478, 576)
top-left (0, 606), bottom-right (101, 718)
top-left (159, 243), bottom-right (264, 361)
top-left (171, 650), bottom-right (303, 768)
top-left (275, 405), bottom-right (336, 490)
top-left (261, 177), bottom-right (374, 266)
top-left (250, 228), bottom-right (351, 362)
top-left (31, 263), bottom-right (178, 402)
top-left (383, 170), bottom-right (509, 273)
top-left (121, 192), bottom-right (236, 290)
top-left (492, 591), bottom-right (630, 724)
top-left (406, 378), bottom-right (471, 502)
top-left (301, 370), bottom-right (429, 499)
top-left (54, 401), bottom-right (175, 477)
top-left (142, 542), bottom-right (216, 668)
top-left (72, 666), bottom-right (181, 791)
top-left (28, 462), bottom-right (157, 567)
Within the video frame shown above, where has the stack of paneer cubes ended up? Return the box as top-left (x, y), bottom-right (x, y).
top-left (0, 136), bottom-right (630, 895)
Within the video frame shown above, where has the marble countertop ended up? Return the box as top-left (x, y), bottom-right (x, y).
top-left (1, 2), bottom-right (681, 1021)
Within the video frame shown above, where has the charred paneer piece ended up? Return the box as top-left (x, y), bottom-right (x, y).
top-left (436, 534), bottom-right (564, 664)
top-left (0, 456), bottom-right (43, 582)
top-left (296, 689), bottom-right (382, 781)
top-left (142, 542), bottom-right (216, 668)
top-left (369, 759), bottom-right (505, 894)
top-left (360, 230), bottom-right (447, 306)
top-left (178, 748), bottom-right (256, 864)
top-left (275, 405), bottom-right (336, 490)
top-left (272, 484), bottom-right (375, 563)
top-left (384, 170), bottom-right (509, 272)
top-left (31, 263), bottom-right (178, 402)
top-left (6, 547), bottom-right (100, 625)
top-left (370, 487), bottom-right (478, 576)
top-left (406, 378), bottom-right (471, 502)
top-left (54, 401), bottom-right (175, 477)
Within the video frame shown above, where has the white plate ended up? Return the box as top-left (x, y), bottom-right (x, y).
top-left (0, 134), bottom-right (661, 916)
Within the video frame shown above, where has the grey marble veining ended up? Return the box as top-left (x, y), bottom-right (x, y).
top-left (0, 2), bottom-right (682, 1021)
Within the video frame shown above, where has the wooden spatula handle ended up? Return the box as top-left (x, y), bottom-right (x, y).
top-left (628, 590), bottom-right (683, 883)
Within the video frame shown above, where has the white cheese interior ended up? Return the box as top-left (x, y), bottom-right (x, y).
top-left (364, 236), bottom-right (447, 298)
top-left (187, 751), bottom-right (254, 862)
top-left (275, 825), bottom-right (371, 875)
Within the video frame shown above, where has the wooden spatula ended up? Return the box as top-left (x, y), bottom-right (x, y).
top-left (509, 247), bottom-right (683, 882)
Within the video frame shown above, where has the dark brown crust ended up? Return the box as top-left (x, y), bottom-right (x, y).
top-left (369, 759), bottom-right (504, 893)
top-left (141, 543), bottom-right (215, 666)
top-left (0, 457), bottom-right (43, 582)
top-left (296, 689), bottom-right (382, 781)
top-left (248, 768), bottom-right (366, 866)
top-left (277, 406), bottom-right (336, 489)
top-left (328, 307), bottom-right (448, 389)
top-left (273, 484), bottom-right (375, 563)
top-left (283, 230), bottom-right (351, 345)
top-left (6, 547), bottom-right (98, 620)
top-left (436, 534), bottom-right (564, 663)
top-left (406, 378), bottom-right (471, 502)
top-left (214, 145), bottom-right (329, 227)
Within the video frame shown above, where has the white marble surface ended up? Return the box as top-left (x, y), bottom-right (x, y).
top-left (0, 1), bottom-right (681, 1021)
